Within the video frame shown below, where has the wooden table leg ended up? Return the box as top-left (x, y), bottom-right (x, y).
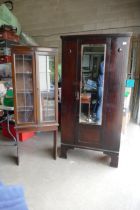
top-left (16, 132), bottom-right (20, 165)
top-left (88, 102), bottom-right (91, 119)
top-left (53, 130), bottom-right (58, 160)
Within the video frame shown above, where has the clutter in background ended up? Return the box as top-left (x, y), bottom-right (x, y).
top-left (0, 3), bottom-right (38, 45)
top-left (0, 4), bottom-right (21, 34)
top-left (0, 2), bottom-right (38, 104)
top-left (20, 31), bottom-right (38, 46)
top-left (0, 3), bottom-right (36, 142)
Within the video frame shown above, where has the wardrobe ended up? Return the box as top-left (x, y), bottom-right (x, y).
top-left (60, 34), bottom-right (131, 167)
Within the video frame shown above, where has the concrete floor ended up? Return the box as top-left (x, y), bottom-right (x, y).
top-left (0, 122), bottom-right (140, 210)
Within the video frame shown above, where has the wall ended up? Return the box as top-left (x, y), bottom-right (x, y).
top-left (9, 0), bottom-right (140, 48)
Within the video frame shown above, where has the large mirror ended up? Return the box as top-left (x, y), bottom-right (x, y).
top-left (79, 44), bottom-right (106, 125)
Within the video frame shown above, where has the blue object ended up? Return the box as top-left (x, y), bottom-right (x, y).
top-left (95, 86), bottom-right (103, 122)
top-left (0, 183), bottom-right (29, 210)
top-left (97, 61), bottom-right (104, 87)
top-left (125, 79), bottom-right (135, 88)
top-left (85, 79), bottom-right (97, 90)
top-left (0, 182), bottom-right (4, 187)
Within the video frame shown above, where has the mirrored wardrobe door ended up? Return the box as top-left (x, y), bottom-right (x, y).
top-left (79, 44), bottom-right (106, 125)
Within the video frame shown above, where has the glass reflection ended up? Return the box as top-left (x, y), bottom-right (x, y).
top-left (15, 54), bottom-right (34, 124)
top-left (38, 55), bottom-right (55, 122)
top-left (79, 44), bottom-right (105, 125)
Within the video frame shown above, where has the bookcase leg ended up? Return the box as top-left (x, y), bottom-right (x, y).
top-left (16, 132), bottom-right (20, 166)
top-left (53, 130), bottom-right (57, 160)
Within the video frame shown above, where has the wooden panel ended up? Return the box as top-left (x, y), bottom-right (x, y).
top-left (103, 36), bottom-right (131, 151)
top-left (61, 38), bottom-right (77, 144)
top-left (78, 125), bottom-right (100, 145)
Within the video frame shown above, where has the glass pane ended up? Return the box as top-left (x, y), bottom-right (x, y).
top-left (15, 54), bottom-right (35, 123)
top-left (79, 44), bottom-right (106, 125)
top-left (38, 55), bottom-right (55, 122)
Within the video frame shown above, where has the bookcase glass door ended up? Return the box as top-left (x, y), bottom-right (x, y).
top-left (38, 54), bottom-right (56, 123)
top-left (14, 54), bottom-right (35, 124)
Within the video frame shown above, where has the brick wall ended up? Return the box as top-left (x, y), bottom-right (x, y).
top-left (12, 0), bottom-right (140, 48)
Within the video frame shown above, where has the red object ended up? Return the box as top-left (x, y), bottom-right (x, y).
top-left (0, 31), bottom-right (19, 42)
top-left (0, 55), bottom-right (12, 63)
top-left (19, 132), bottom-right (35, 141)
top-left (2, 122), bottom-right (35, 141)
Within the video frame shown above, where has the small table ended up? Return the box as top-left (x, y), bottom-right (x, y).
top-left (80, 94), bottom-right (91, 119)
top-left (0, 105), bottom-right (19, 165)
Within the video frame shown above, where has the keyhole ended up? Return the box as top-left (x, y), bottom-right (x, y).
top-left (118, 48), bottom-right (122, 52)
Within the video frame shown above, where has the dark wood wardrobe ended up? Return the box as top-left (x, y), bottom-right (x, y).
top-left (60, 34), bottom-right (131, 167)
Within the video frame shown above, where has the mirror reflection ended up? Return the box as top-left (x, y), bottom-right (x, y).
top-left (79, 44), bottom-right (105, 125)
